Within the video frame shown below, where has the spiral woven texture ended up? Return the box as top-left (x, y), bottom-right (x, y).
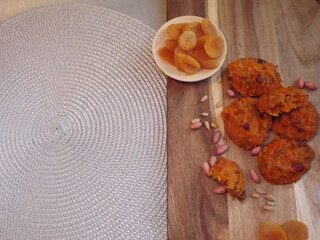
top-left (0, 4), bottom-right (167, 240)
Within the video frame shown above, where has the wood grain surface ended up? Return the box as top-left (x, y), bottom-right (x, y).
top-left (167, 0), bottom-right (320, 239)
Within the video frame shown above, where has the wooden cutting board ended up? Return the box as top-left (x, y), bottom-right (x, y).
top-left (167, 0), bottom-right (320, 239)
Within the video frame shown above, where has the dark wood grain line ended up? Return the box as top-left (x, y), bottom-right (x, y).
top-left (167, 0), bottom-right (229, 239)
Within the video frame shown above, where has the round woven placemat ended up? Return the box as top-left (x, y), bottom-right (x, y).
top-left (0, 4), bottom-right (166, 240)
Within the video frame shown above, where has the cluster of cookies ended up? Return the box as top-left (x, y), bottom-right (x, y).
top-left (222, 58), bottom-right (318, 185)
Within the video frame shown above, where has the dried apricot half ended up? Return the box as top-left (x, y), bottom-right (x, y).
top-left (165, 39), bottom-right (178, 52)
top-left (281, 220), bottom-right (308, 240)
top-left (174, 46), bottom-right (193, 71)
top-left (158, 47), bottom-right (174, 66)
top-left (259, 222), bottom-right (287, 240)
top-left (196, 35), bottom-right (209, 49)
top-left (204, 34), bottom-right (223, 58)
top-left (183, 22), bottom-right (204, 37)
top-left (201, 18), bottom-right (217, 35)
top-left (178, 30), bottom-right (197, 51)
top-left (177, 53), bottom-right (200, 74)
top-left (192, 49), bottom-right (219, 69)
top-left (166, 24), bottom-right (182, 41)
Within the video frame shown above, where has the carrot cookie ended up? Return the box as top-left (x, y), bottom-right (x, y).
top-left (273, 102), bottom-right (319, 140)
top-left (209, 157), bottom-right (246, 200)
top-left (221, 97), bottom-right (272, 150)
top-left (228, 58), bottom-right (282, 97)
top-left (257, 86), bottom-right (308, 117)
top-left (258, 138), bottom-right (314, 185)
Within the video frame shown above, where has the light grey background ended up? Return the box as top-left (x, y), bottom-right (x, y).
top-left (0, 0), bottom-right (166, 30)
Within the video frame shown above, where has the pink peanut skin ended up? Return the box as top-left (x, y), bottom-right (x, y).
top-left (190, 121), bottom-right (202, 129)
top-left (213, 185), bottom-right (227, 194)
top-left (249, 169), bottom-right (261, 184)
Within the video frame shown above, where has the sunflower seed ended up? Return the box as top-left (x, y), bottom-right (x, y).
top-left (191, 118), bottom-right (201, 123)
top-left (266, 201), bottom-right (277, 206)
top-left (201, 112), bottom-right (209, 117)
top-left (255, 187), bottom-right (267, 195)
top-left (210, 122), bottom-right (218, 128)
top-left (204, 121), bottom-right (210, 130)
top-left (200, 95), bottom-right (208, 102)
top-left (265, 194), bottom-right (276, 202)
top-left (263, 205), bottom-right (275, 211)
top-left (215, 100), bottom-right (223, 108)
top-left (251, 193), bottom-right (260, 199)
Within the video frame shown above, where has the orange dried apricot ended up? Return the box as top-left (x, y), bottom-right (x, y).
top-left (192, 49), bottom-right (219, 69)
top-left (158, 47), bottom-right (175, 66)
top-left (204, 34), bottom-right (223, 58)
top-left (196, 35), bottom-right (209, 49)
top-left (201, 18), bottom-right (217, 35)
top-left (178, 30), bottom-right (197, 51)
top-left (281, 220), bottom-right (308, 240)
top-left (165, 39), bottom-right (178, 52)
top-left (177, 53), bottom-right (200, 74)
top-left (183, 22), bottom-right (204, 37)
top-left (175, 23), bottom-right (185, 30)
top-left (174, 46), bottom-right (193, 71)
top-left (166, 24), bottom-right (182, 41)
top-left (259, 222), bottom-right (287, 240)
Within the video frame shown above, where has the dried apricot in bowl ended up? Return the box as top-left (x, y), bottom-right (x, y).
top-left (281, 220), bottom-right (308, 240)
top-left (204, 34), bottom-right (223, 58)
top-left (174, 46), bottom-right (193, 71)
top-left (166, 24), bottom-right (182, 41)
top-left (259, 222), bottom-right (287, 240)
top-left (177, 53), bottom-right (200, 74)
top-left (178, 30), bottom-right (197, 51)
top-left (192, 49), bottom-right (219, 69)
top-left (158, 47), bottom-right (174, 66)
top-left (182, 22), bottom-right (204, 37)
top-left (201, 18), bottom-right (217, 35)
top-left (165, 39), bottom-right (178, 51)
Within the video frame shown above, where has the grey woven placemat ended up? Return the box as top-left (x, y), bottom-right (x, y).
top-left (0, 4), bottom-right (167, 240)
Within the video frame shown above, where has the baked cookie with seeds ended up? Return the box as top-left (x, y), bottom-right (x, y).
top-left (258, 138), bottom-right (314, 185)
top-left (228, 58), bottom-right (282, 97)
top-left (272, 102), bottom-right (319, 140)
top-left (257, 86), bottom-right (308, 117)
top-left (209, 157), bottom-right (246, 200)
top-left (221, 97), bottom-right (272, 150)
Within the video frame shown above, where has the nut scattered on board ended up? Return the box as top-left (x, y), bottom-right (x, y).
top-left (215, 144), bottom-right (229, 155)
top-left (191, 118), bottom-right (201, 123)
top-left (249, 169), bottom-right (261, 184)
top-left (296, 77), bottom-right (304, 89)
top-left (263, 205), bottom-right (275, 211)
top-left (250, 146), bottom-right (261, 156)
top-left (226, 88), bottom-right (236, 98)
top-left (200, 95), bottom-right (208, 102)
top-left (201, 112), bottom-right (209, 116)
top-left (266, 201), bottom-right (277, 207)
top-left (190, 121), bottom-right (202, 130)
top-left (265, 194), bottom-right (276, 202)
top-left (202, 161), bottom-right (210, 177)
top-left (210, 122), bottom-right (218, 128)
top-left (215, 100), bottom-right (223, 108)
top-left (251, 193), bottom-right (260, 199)
top-left (204, 121), bottom-right (210, 130)
top-left (213, 185), bottom-right (227, 194)
top-left (304, 81), bottom-right (318, 90)
top-left (213, 130), bottom-right (221, 143)
top-left (255, 187), bottom-right (267, 195)
top-left (209, 156), bottom-right (218, 167)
